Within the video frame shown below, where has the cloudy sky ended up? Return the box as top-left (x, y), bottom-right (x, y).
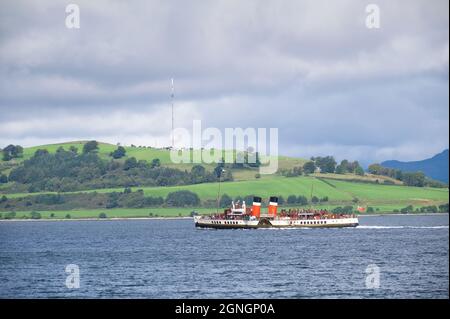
top-left (0, 0), bottom-right (448, 165)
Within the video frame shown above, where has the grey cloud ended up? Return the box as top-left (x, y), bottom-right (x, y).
top-left (0, 0), bottom-right (448, 163)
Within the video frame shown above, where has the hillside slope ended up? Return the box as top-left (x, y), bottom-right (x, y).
top-left (382, 150), bottom-right (449, 184)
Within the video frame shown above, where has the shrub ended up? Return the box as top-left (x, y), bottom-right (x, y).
top-left (65, 214), bottom-right (71, 219)
top-left (4, 212), bottom-right (16, 219)
top-left (400, 205), bottom-right (414, 214)
top-left (297, 195), bottom-right (308, 206)
top-left (111, 146), bottom-right (126, 159)
top-left (419, 205), bottom-right (438, 213)
top-left (30, 211), bottom-right (41, 219)
top-left (438, 203), bottom-right (449, 213)
top-left (287, 195), bottom-right (297, 205)
top-left (320, 196), bottom-right (329, 202)
top-left (0, 174), bottom-right (8, 183)
top-left (83, 140), bottom-right (99, 154)
top-left (342, 206), bottom-right (353, 214)
top-left (165, 190), bottom-right (200, 207)
top-left (219, 194), bottom-right (232, 208)
top-left (98, 212), bottom-right (107, 218)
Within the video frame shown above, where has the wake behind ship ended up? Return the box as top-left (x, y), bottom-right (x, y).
top-left (194, 196), bottom-right (359, 229)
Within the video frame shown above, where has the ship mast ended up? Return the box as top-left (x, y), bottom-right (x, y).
top-left (171, 78), bottom-right (174, 148)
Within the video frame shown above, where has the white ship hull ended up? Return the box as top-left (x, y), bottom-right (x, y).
top-left (194, 216), bottom-right (359, 229)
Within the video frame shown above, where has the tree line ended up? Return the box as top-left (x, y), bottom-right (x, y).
top-left (279, 156), bottom-right (364, 177)
top-left (368, 163), bottom-right (447, 188)
top-left (2, 141), bottom-right (233, 193)
top-left (0, 189), bottom-right (327, 212)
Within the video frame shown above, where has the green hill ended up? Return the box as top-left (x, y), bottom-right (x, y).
top-left (0, 141), bottom-right (448, 219)
top-left (1, 141), bottom-right (306, 182)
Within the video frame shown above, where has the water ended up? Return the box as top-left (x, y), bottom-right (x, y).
top-left (0, 215), bottom-right (448, 298)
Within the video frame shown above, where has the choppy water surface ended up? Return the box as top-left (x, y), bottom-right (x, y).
top-left (0, 214), bottom-right (448, 298)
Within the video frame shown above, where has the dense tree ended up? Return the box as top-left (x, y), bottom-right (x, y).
top-left (82, 141), bottom-right (99, 154)
top-left (191, 165), bottom-right (206, 184)
top-left (6, 149), bottom-right (225, 192)
top-left (314, 156), bottom-right (336, 173)
top-left (438, 203), bottom-right (449, 213)
top-left (165, 190), bottom-right (200, 207)
top-left (303, 161), bottom-right (316, 174)
top-left (400, 205), bottom-right (414, 214)
top-left (287, 195), bottom-right (297, 204)
top-left (0, 174), bottom-right (8, 183)
top-left (30, 211), bottom-right (41, 219)
top-left (123, 157), bottom-right (138, 170)
top-left (402, 172), bottom-right (426, 187)
top-left (111, 146), bottom-right (126, 159)
top-left (297, 195), bottom-right (308, 206)
top-left (280, 166), bottom-right (303, 177)
top-left (151, 158), bottom-right (161, 168)
top-left (354, 166), bottom-right (365, 176)
top-left (2, 144), bottom-right (23, 161)
top-left (335, 164), bottom-right (346, 174)
top-left (219, 194), bottom-right (232, 208)
top-left (335, 160), bottom-right (349, 174)
top-left (34, 149), bottom-right (49, 157)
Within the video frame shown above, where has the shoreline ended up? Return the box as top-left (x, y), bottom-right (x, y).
top-left (0, 213), bottom-right (448, 222)
top-left (0, 216), bottom-right (194, 222)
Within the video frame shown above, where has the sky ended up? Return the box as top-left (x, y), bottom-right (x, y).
top-left (0, 0), bottom-right (448, 165)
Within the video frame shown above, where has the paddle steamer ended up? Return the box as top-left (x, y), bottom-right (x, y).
top-left (194, 196), bottom-right (359, 229)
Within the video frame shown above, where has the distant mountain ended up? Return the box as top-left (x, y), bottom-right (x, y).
top-left (382, 150), bottom-right (449, 184)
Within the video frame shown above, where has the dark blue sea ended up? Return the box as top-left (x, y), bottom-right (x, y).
top-left (0, 215), bottom-right (448, 298)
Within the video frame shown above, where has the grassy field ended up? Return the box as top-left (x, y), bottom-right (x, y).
top-left (4, 141), bottom-right (300, 181)
top-left (3, 175), bottom-right (448, 207)
top-left (1, 141), bottom-right (448, 218)
top-left (0, 207), bottom-right (204, 219)
top-left (2, 202), bottom-right (448, 220)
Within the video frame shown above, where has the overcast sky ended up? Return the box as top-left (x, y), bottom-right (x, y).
top-left (0, 0), bottom-right (448, 164)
